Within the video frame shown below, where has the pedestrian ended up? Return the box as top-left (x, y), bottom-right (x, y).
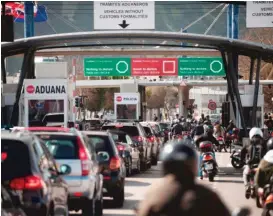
top-left (153, 114), bottom-right (158, 122)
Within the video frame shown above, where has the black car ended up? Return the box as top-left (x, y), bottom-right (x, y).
top-left (2, 185), bottom-right (26, 216)
top-left (1, 132), bottom-right (70, 216)
top-left (108, 129), bottom-right (141, 176)
top-left (83, 131), bottom-right (126, 207)
top-left (101, 121), bottom-right (151, 171)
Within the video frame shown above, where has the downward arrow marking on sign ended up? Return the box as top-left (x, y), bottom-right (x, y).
top-left (119, 20), bottom-right (129, 29)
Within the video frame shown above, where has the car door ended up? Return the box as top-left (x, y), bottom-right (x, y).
top-left (126, 134), bottom-right (138, 166)
top-left (39, 139), bottom-right (68, 209)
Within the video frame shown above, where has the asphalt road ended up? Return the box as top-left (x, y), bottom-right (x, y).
top-left (70, 152), bottom-right (263, 216)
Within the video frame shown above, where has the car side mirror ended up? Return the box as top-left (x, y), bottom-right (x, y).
top-left (59, 164), bottom-right (72, 175)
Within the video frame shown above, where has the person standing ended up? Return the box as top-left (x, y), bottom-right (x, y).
top-left (154, 114), bottom-right (158, 122)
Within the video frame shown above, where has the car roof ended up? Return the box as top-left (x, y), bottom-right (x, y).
top-left (32, 131), bottom-right (76, 137)
top-left (1, 132), bottom-right (34, 145)
top-left (44, 113), bottom-right (64, 116)
top-left (146, 121), bottom-right (160, 125)
top-left (82, 131), bottom-right (109, 136)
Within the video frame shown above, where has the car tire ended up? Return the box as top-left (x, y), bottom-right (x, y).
top-left (126, 158), bottom-right (132, 177)
top-left (82, 199), bottom-right (95, 216)
top-left (113, 188), bottom-right (125, 208)
top-left (95, 195), bottom-right (103, 216)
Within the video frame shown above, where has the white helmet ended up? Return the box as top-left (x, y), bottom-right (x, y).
top-left (249, 127), bottom-right (263, 140)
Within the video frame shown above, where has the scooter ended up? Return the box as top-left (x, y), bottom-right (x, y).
top-left (216, 136), bottom-right (227, 152)
top-left (201, 152), bottom-right (218, 182)
top-left (257, 176), bottom-right (273, 213)
top-left (245, 164), bottom-right (259, 200)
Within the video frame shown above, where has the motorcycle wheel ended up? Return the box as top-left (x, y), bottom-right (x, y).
top-left (208, 173), bottom-right (214, 182)
top-left (231, 158), bottom-right (244, 169)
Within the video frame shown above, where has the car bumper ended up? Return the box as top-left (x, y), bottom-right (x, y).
top-left (102, 176), bottom-right (124, 197)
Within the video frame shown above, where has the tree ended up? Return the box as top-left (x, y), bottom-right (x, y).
top-left (104, 88), bottom-right (119, 110)
top-left (239, 28), bottom-right (273, 112)
top-left (146, 87), bottom-right (166, 109)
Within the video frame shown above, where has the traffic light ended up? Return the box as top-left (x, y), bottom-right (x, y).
top-left (75, 97), bottom-right (80, 107)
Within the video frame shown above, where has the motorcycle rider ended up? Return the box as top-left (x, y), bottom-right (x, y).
top-left (226, 120), bottom-right (236, 134)
top-left (136, 140), bottom-right (231, 216)
top-left (255, 138), bottom-right (273, 193)
top-left (195, 125), bottom-right (220, 149)
top-left (240, 127), bottom-right (267, 198)
top-left (171, 119), bottom-right (184, 139)
top-left (191, 120), bottom-right (204, 139)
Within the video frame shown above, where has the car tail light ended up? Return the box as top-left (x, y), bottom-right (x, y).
top-left (1, 152), bottom-right (7, 161)
top-left (109, 156), bottom-right (121, 170)
top-left (148, 136), bottom-right (154, 142)
top-left (10, 175), bottom-right (43, 190)
top-left (76, 137), bottom-right (90, 176)
top-left (117, 145), bottom-right (125, 151)
top-left (137, 136), bottom-right (143, 142)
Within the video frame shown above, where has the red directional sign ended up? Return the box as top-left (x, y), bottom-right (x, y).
top-left (131, 58), bottom-right (178, 76)
top-left (208, 100), bottom-right (217, 110)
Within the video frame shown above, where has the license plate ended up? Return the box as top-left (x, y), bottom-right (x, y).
top-left (219, 141), bottom-right (223, 145)
top-left (205, 163), bottom-right (213, 170)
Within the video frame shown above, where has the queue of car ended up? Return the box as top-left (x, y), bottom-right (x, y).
top-left (1, 120), bottom-right (170, 216)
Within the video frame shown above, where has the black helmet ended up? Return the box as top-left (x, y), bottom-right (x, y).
top-left (160, 140), bottom-right (197, 182)
top-left (267, 138), bottom-right (273, 151)
top-left (204, 125), bottom-right (213, 134)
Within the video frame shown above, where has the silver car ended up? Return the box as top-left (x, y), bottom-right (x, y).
top-left (34, 130), bottom-right (103, 216)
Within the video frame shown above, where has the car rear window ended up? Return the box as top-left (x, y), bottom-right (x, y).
top-left (102, 126), bottom-right (140, 137)
top-left (86, 135), bottom-right (114, 157)
top-left (90, 120), bottom-right (101, 125)
top-left (111, 133), bottom-right (127, 143)
top-left (151, 124), bottom-right (160, 132)
top-left (2, 139), bottom-right (31, 181)
top-left (43, 114), bottom-right (64, 123)
top-left (35, 134), bottom-right (78, 159)
top-left (143, 126), bottom-right (152, 135)
top-left (160, 123), bottom-right (169, 130)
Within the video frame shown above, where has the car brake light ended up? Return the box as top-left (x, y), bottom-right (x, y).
top-left (76, 137), bottom-right (90, 176)
top-left (138, 136), bottom-right (143, 142)
top-left (109, 156), bottom-right (121, 170)
top-left (148, 136), bottom-right (154, 142)
top-left (10, 175), bottom-right (43, 190)
top-left (117, 145), bottom-right (125, 151)
top-left (1, 152), bottom-right (7, 161)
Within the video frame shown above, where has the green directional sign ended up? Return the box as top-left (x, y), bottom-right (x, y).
top-left (178, 57), bottom-right (225, 76)
top-left (84, 58), bottom-right (131, 76)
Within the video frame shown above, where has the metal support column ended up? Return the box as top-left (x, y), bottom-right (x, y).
top-left (251, 56), bottom-right (261, 127)
top-left (1, 56), bottom-right (7, 84)
top-left (228, 52), bottom-right (247, 136)
top-left (24, 2), bottom-right (34, 38)
top-left (221, 51), bottom-right (237, 117)
top-left (10, 50), bottom-right (34, 125)
top-left (249, 58), bottom-right (255, 85)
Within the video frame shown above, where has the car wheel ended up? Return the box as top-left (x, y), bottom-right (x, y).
top-left (82, 198), bottom-right (95, 216)
top-left (140, 160), bottom-right (147, 171)
top-left (126, 158), bottom-right (132, 177)
top-left (95, 195), bottom-right (103, 216)
top-left (151, 156), bottom-right (158, 166)
top-left (113, 188), bottom-right (125, 208)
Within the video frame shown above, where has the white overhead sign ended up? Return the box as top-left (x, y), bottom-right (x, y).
top-left (94, 1), bottom-right (155, 30)
top-left (246, 1), bottom-right (273, 28)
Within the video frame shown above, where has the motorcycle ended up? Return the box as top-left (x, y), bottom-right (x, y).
top-left (201, 152), bottom-right (217, 182)
top-left (216, 136), bottom-right (227, 152)
top-left (257, 176), bottom-right (273, 213)
top-left (230, 149), bottom-right (245, 169)
top-left (172, 134), bottom-right (183, 141)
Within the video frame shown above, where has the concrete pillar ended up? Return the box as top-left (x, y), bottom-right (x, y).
top-left (178, 86), bottom-right (191, 117)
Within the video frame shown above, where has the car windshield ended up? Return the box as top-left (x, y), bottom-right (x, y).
top-left (111, 133), bottom-right (127, 143)
top-left (35, 134), bottom-right (78, 159)
top-left (102, 125), bottom-right (140, 137)
top-left (143, 126), bottom-right (152, 135)
top-left (2, 139), bottom-right (31, 181)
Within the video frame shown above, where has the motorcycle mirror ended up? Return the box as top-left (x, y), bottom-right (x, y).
top-left (232, 207), bottom-right (251, 216)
